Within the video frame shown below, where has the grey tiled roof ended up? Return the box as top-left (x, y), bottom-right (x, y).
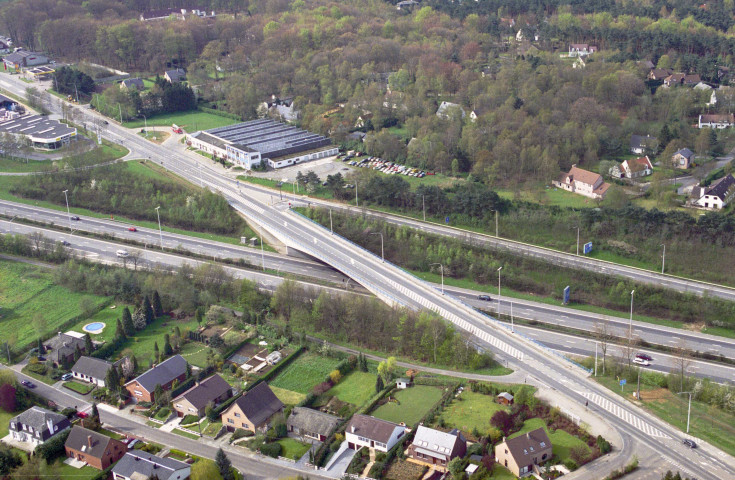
top-left (112, 451), bottom-right (188, 480)
top-left (127, 355), bottom-right (187, 393)
top-left (72, 356), bottom-right (113, 380)
top-left (65, 425), bottom-right (121, 459)
top-left (227, 382), bottom-right (283, 427)
top-left (10, 406), bottom-right (66, 431)
top-left (286, 407), bottom-right (340, 437)
top-left (346, 414), bottom-right (402, 444)
top-left (173, 374), bottom-right (231, 410)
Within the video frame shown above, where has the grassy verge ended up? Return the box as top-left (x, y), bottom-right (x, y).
top-left (276, 438), bottom-right (311, 460)
top-left (122, 110), bottom-right (239, 131)
top-left (146, 420), bottom-right (163, 428)
top-left (63, 380), bottom-right (95, 394)
top-left (173, 428), bottom-right (200, 439)
top-left (19, 366), bottom-right (58, 385)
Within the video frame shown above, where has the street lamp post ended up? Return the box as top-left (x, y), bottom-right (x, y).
top-left (62, 189), bottom-right (72, 236)
top-left (260, 235), bottom-right (265, 271)
top-left (575, 226), bottom-right (580, 256)
top-left (430, 263), bottom-right (444, 295)
top-left (629, 290), bottom-right (635, 338)
top-left (422, 194), bottom-right (426, 222)
top-left (142, 114), bottom-right (147, 137)
top-left (154, 206), bottom-right (163, 251)
top-left (370, 233), bottom-right (384, 262)
top-left (661, 244), bottom-right (666, 274)
top-left (355, 182), bottom-right (358, 207)
top-left (497, 266), bottom-right (503, 315)
top-left (329, 209), bottom-right (333, 235)
top-left (677, 391), bottom-right (693, 433)
top-left (594, 342), bottom-right (598, 376)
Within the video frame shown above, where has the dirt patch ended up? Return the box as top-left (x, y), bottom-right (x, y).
top-left (682, 322), bottom-right (707, 333)
top-left (385, 460), bottom-right (428, 480)
top-left (640, 388), bottom-right (671, 403)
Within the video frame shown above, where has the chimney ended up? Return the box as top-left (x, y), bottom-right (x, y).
top-left (351, 426), bottom-right (355, 433)
top-left (134, 456), bottom-right (139, 461)
top-left (58, 332), bottom-right (62, 337)
top-left (526, 433), bottom-right (530, 440)
top-left (87, 435), bottom-right (93, 448)
top-left (153, 463), bottom-right (158, 469)
top-left (502, 436), bottom-right (506, 443)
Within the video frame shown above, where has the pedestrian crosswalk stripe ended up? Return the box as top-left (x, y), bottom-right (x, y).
top-left (580, 392), bottom-right (670, 439)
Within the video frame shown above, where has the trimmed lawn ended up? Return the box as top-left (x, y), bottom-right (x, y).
top-left (173, 428), bottom-right (200, 439)
top-left (153, 407), bottom-right (172, 421)
top-left (509, 417), bottom-right (589, 462)
top-left (52, 458), bottom-right (100, 480)
top-left (440, 391), bottom-right (509, 436)
top-left (269, 353), bottom-right (339, 394)
top-left (98, 427), bottom-right (124, 440)
top-left (0, 409), bottom-right (14, 437)
top-left (63, 381), bottom-right (95, 395)
top-left (202, 420), bottom-right (222, 437)
top-left (0, 156), bottom-right (56, 173)
top-left (122, 110), bottom-right (239, 131)
top-left (270, 385), bottom-right (307, 405)
top-left (107, 315), bottom-right (199, 365)
top-left (490, 464), bottom-right (517, 480)
top-left (178, 342), bottom-right (212, 368)
top-left (326, 371), bottom-right (376, 406)
top-left (181, 414), bottom-right (199, 426)
top-left (68, 304), bottom-right (135, 345)
top-left (20, 365), bottom-right (57, 385)
top-left (372, 385), bottom-right (443, 427)
top-left (276, 438), bottom-right (311, 460)
top-left (146, 420), bottom-right (163, 428)
top-left (0, 260), bottom-right (111, 351)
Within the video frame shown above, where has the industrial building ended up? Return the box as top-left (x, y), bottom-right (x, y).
top-left (0, 114), bottom-right (77, 150)
top-left (187, 119), bottom-right (338, 169)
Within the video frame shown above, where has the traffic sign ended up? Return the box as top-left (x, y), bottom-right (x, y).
top-left (445, 216), bottom-right (449, 224)
top-left (583, 242), bottom-right (593, 254)
top-left (563, 286), bottom-right (570, 305)
top-left (619, 379), bottom-right (626, 386)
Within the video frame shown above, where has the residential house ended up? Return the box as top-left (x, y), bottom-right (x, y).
top-left (346, 131), bottom-right (366, 142)
top-left (119, 78), bottom-right (144, 90)
top-left (469, 105), bottom-right (489, 122)
top-left (664, 73), bottom-right (701, 87)
top-left (44, 331), bottom-right (87, 367)
top-left (286, 407), bottom-right (340, 442)
top-left (396, 378), bottom-right (412, 389)
top-left (140, 8), bottom-right (182, 21)
top-left (568, 44), bottom-right (597, 57)
top-left (354, 113), bottom-right (373, 129)
top-left (345, 414), bottom-right (405, 453)
top-left (694, 82), bottom-right (712, 91)
top-left (630, 134), bottom-right (658, 155)
top-left (396, 0), bottom-right (419, 10)
top-left (71, 356), bottom-right (119, 387)
top-left (552, 165), bottom-right (610, 200)
top-left (9, 406), bottom-right (71, 448)
top-left (2, 50), bottom-right (48, 70)
top-left (609, 156), bottom-right (653, 179)
top-left (494, 428), bottom-right (553, 477)
top-left (124, 354), bottom-right (188, 403)
top-left (112, 451), bottom-right (190, 480)
top-left (164, 68), bottom-right (186, 83)
top-left (692, 175), bottom-right (735, 209)
top-left (436, 101), bottom-right (466, 119)
top-left (672, 148), bottom-right (694, 169)
top-left (172, 374), bottom-right (233, 417)
top-left (64, 425), bottom-right (127, 470)
top-left (260, 95), bottom-right (299, 122)
top-left (698, 113), bottom-right (735, 129)
top-left (407, 426), bottom-right (466, 471)
top-left (648, 68), bottom-right (673, 81)
top-left (497, 392), bottom-right (514, 405)
top-left (221, 382), bottom-right (284, 433)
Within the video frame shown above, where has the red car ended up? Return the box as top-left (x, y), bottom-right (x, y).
top-left (128, 227), bottom-right (137, 232)
top-left (77, 411), bottom-right (88, 418)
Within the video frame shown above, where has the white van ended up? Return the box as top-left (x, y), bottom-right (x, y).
top-left (116, 249), bottom-right (129, 258)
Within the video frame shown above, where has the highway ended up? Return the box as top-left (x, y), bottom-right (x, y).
top-left (3, 202), bottom-right (735, 366)
top-left (1, 74), bottom-right (733, 479)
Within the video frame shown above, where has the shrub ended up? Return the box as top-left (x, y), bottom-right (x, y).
top-left (597, 435), bottom-right (612, 454)
top-left (26, 363), bottom-right (47, 375)
top-left (35, 429), bottom-right (71, 462)
top-left (329, 370), bottom-right (342, 384)
top-left (570, 445), bottom-right (589, 465)
top-left (563, 459), bottom-right (578, 471)
top-left (312, 381), bottom-right (332, 396)
top-left (260, 442), bottom-right (281, 458)
top-left (231, 429), bottom-right (254, 441)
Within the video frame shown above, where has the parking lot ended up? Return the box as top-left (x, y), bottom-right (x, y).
top-left (249, 156), bottom-right (348, 183)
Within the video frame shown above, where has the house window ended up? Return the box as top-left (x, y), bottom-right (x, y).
top-left (242, 423), bottom-right (247, 428)
top-left (227, 419), bottom-right (234, 424)
top-left (234, 413), bottom-right (241, 418)
top-left (135, 391), bottom-right (142, 396)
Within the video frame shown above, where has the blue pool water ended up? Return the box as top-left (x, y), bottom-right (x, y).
top-left (83, 322), bottom-right (105, 333)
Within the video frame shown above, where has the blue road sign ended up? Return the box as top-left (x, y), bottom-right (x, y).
top-left (445, 216), bottom-right (450, 224)
top-left (619, 379), bottom-right (626, 386)
top-left (563, 286), bottom-right (570, 305)
top-left (583, 242), bottom-right (593, 254)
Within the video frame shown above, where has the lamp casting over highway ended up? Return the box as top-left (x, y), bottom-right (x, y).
top-left (629, 289), bottom-right (635, 338)
top-left (62, 189), bottom-right (71, 236)
top-left (154, 206), bottom-right (163, 251)
top-left (370, 232), bottom-right (384, 262)
top-left (329, 209), bottom-right (333, 235)
top-left (677, 391), bottom-right (693, 433)
top-left (260, 235), bottom-right (265, 271)
top-left (430, 263), bottom-right (444, 295)
top-left (661, 243), bottom-right (666, 274)
top-left (497, 266), bottom-right (503, 317)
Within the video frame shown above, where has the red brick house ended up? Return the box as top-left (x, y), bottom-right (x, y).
top-left (65, 426), bottom-right (127, 470)
top-left (124, 355), bottom-right (188, 403)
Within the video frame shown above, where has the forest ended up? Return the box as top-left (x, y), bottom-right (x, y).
top-left (2, 0), bottom-right (734, 187)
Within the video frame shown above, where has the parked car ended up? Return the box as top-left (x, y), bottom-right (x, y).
top-left (635, 353), bottom-right (653, 362)
top-left (77, 411), bottom-right (88, 418)
top-left (61, 373), bottom-right (72, 381)
top-left (36, 355), bottom-right (46, 362)
top-left (128, 227), bottom-right (137, 232)
top-left (683, 439), bottom-right (697, 448)
top-left (70, 215), bottom-right (80, 221)
top-left (478, 295), bottom-right (492, 301)
top-left (126, 438), bottom-right (140, 449)
top-left (20, 380), bottom-right (35, 388)
top-left (633, 357), bottom-right (650, 366)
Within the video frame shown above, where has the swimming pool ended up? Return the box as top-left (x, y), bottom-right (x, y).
top-left (83, 322), bottom-right (105, 334)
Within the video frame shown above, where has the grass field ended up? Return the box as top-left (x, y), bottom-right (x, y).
top-left (270, 385), bottom-right (306, 405)
top-left (123, 110), bottom-right (239, 131)
top-left (276, 438), bottom-right (311, 460)
top-left (153, 407), bottom-right (172, 421)
top-left (508, 417), bottom-right (589, 462)
top-left (173, 428), bottom-right (200, 439)
top-left (63, 381), bottom-right (95, 395)
top-left (440, 391), bottom-right (509, 436)
top-left (489, 464), bottom-right (517, 480)
top-left (52, 458), bottom-right (100, 480)
top-left (202, 420), bottom-right (222, 437)
top-left (372, 386), bottom-right (443, 427)
top-left (269, 353), bottom-right (339, 394)
top-left (107, 315), bottom-right (199, 365)
top-left (326, 371), bottom-right (376, 406)
top-left (0, 260), bottom-right (110, 351)
top-left (0, 409), bottom-right (14, 437)
top-left (0, 156), bottom-right (56, 173)
top-left (68, 304), bottom-right (135, 345)
top-left (178, 342), bottom-right (212, 368)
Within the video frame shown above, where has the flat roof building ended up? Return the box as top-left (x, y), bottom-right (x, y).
top-left (187, 119), bottom-right (338, 170)
top-left (0, 114), bottom-right (76, 150)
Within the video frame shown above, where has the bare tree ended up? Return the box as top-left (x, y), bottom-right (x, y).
top-left (129, 250), bottom-right (142, 271)
top-left (673, 339), bottom-right (693, 392)
top-left (620, 326), bottom-right (638, 372)
top-left (28, 232), bottom-right (45, 255)
top-left (593, 318), bottom-right (613, 375)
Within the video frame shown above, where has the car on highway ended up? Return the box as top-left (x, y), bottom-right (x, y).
top-left (635, 353), bottom-right (653, 362)
top-left (20, 380), bottom-right (35, 388)
top-left (116, 249), bottom-right (129, 258)
top-left (59, 239), bottom-right (70, 246)
top-left (478, 295), bottom-right (492, 301)
top-left (633, 357), bottom-right (650, 366)
top-left (70, 215), bottom-right (80, 221)
top-left (128, 227), bottom-right (137, 232)
top-left (683, 439), bottom-right (697, 448)
top-left (61, 373), bottom-right (72, 381)
top-left (102, 120), bottom-right (109, 125)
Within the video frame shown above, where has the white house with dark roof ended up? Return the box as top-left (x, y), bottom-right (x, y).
top-left (436, 101), bottom-right (466, 119)
top-left (692, 174), bottom-right (735, 210)
top-left (286, 407), bottom-right (340, 442)
top-left (699, 113), bottom-right (735, 129)
top-left (120, 78), bottom-right (144, 90)
top-left (72, 356), bottom-right (117, 387)
top-left (164, 68), bottom-right (186, 83)
top-left (568, 43), bottom-right (597, 57)
top-left (345, 414), bottom-right (405, 452)
top-left (8, 406), bottom-right (71, 448)
top-left (407, 426), bottom-right (466, 471)
top-left (112, 451), bottom-right (190, 480)
top-left (609, 156), bottom-right (653, 179)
